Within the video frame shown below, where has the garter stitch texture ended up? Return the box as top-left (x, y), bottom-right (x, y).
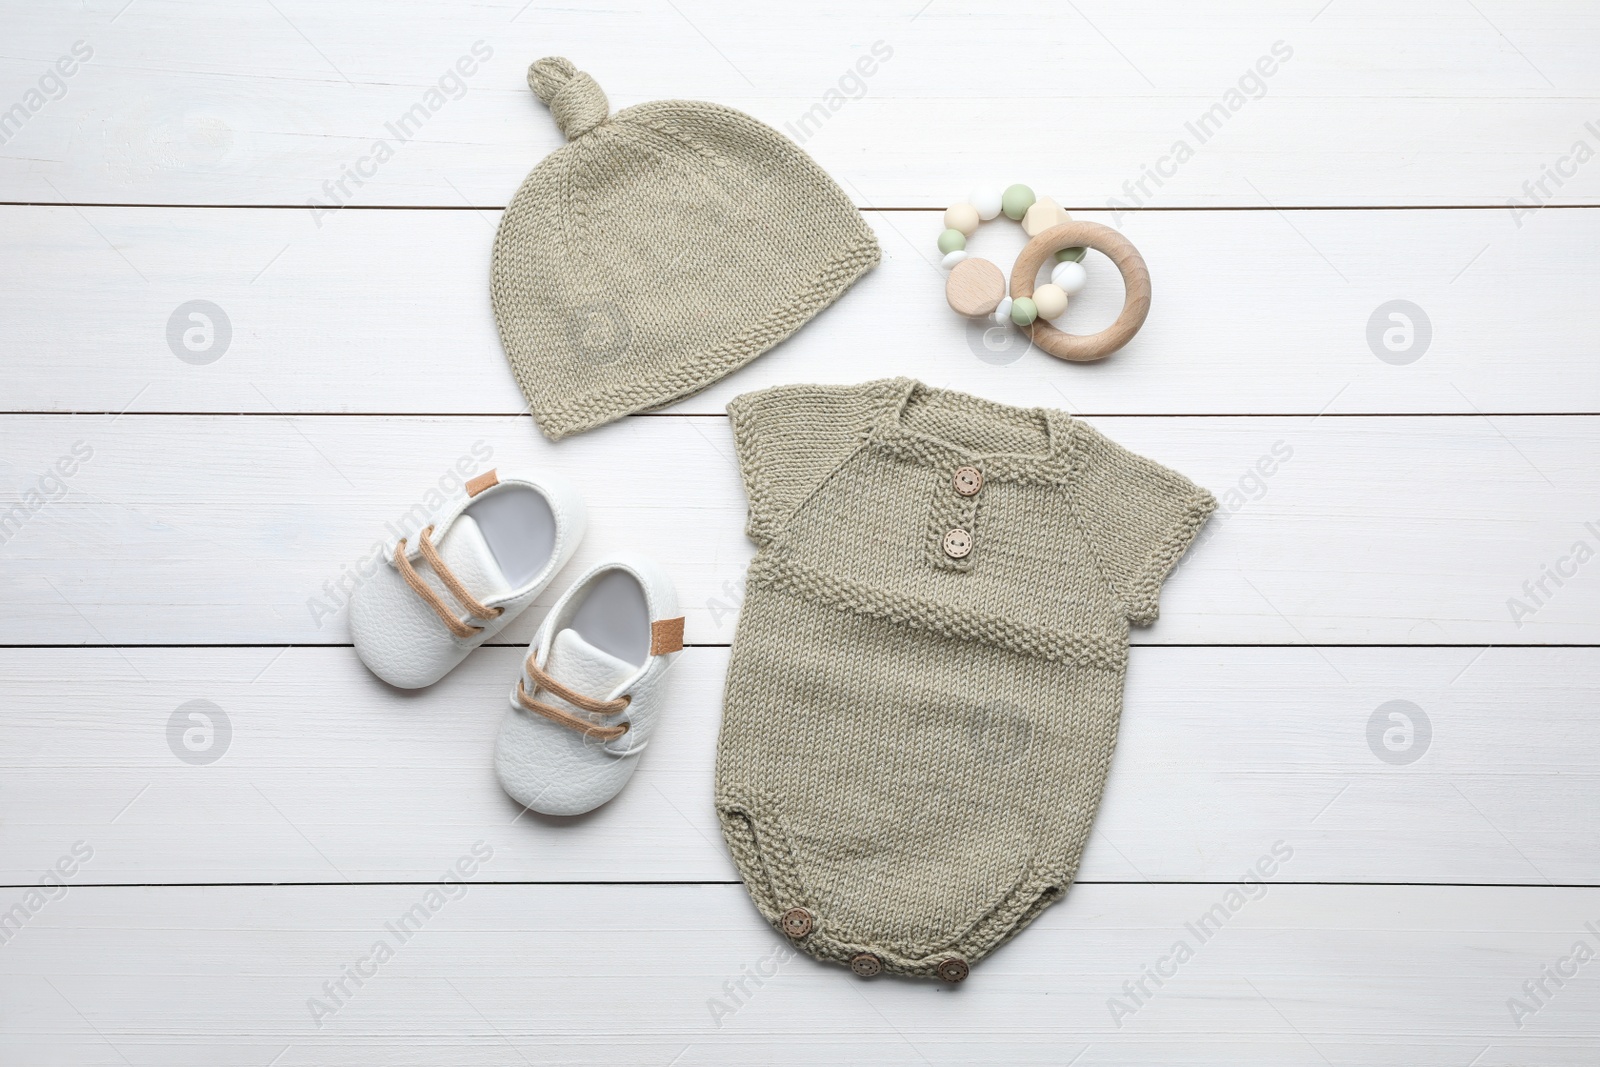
top-left (491, 57), bottom-right (881, 440)
top-left (715, 379), bottom-right (1216, 980)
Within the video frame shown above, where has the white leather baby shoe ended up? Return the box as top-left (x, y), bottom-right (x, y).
top-left (495, 555), bottom-right (683, 816)
top-left (351, 469), bottom-right (585, 688)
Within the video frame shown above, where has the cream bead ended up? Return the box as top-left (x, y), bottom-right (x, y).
top-left (1033, 283), bottom-right (1069, 320)
top-left (944, 203), bottom-right (980, 236)
top-left (940, 249), bottom-right (969, 270)
top-left (967, 187), bottom-right (1004, 221)
top-left (1050, 259), bottom-right (1088, 294)
top-left (992, 296), bottom-right (1013, 325)
top-left (1021, 195), bottom-right (1071, 237)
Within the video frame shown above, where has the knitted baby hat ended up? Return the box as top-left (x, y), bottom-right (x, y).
top-left (491, 57), bottom-right (883, 441)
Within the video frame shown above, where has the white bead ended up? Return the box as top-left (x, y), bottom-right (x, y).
top-left (967, 187), bottom-right (1004, 221)
top-left (940, 250), bottom-right (968, 270)
top-left (1050, 259), bottom-right (1088, 295)
top-left (944, 203), bottom-right (980, 236)
top-left (1033, 283), bottom-right (1069, 320)
top-left (991, 296), bottom-right (1013, 325)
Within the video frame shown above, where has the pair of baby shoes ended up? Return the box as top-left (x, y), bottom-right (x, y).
top-left (348, 468), bottom-right (683, 816)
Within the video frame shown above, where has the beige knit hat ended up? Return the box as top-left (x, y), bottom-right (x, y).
top-left (491, 57), bottom-right (882, 440)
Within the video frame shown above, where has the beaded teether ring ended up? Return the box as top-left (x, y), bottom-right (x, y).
top-left (940, 184), bottom-right (1085, 323)
top-left (1011, 221), bottom-right (1151, 362)
top-left (940, 184), bottom-right (1150, 363)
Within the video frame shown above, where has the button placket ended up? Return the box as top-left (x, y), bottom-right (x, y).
top-left (926, 463), bottom-right (983, 571)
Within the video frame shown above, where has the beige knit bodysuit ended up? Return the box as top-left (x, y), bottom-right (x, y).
top-left (715, 379), bottom-right (1216, 981)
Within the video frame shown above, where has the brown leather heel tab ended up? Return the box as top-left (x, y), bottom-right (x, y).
top-left (649, 617), bottom-right (685, 656)
top-left (466, 469), bottom-right (500, 497)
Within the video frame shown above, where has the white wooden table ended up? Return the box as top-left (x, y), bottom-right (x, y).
top-left (3, 2), bottom-right (1598, 1063)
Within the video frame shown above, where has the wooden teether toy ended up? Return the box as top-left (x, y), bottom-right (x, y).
top-left (941, 184), bottom-right (1151, 363)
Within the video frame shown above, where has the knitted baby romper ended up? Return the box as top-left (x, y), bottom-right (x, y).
top-left (714, 379), bottom-right (1216, 981)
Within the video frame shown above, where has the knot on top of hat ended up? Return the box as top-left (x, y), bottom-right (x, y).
top-left (528, 56), bottom-right (609, 140)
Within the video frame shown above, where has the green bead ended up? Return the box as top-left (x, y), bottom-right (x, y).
top-left (1001, 184), bottom-right (1035, 221)
top-left (1010, 296), bottom-right (1038, 325)
top-left (1054, 246), bottom-right (1087, 263)
top-left (936, 228), bottom-right (967, 254)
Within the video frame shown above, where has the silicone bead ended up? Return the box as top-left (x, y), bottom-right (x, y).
top-left (1033, 283), bottom-right (1069, 320)
top-left (937, 228), bottom-right (967, 254)
top-left (944, 203), bottom-right (981, 236)
top-left (1009, 296), bottom-right (1038, 326)
top-left (967, 187), bottom-right (1004, 221)
top-left (1001, 184), bottom-right (1036, 221)
top-left (1054, 246), bottom-right (1087, 263)
top-left (1021, 196), bottom-right (1071, 236)
top-left (940, 250), bottom-right (969, 269)
top-left (1050, 259), bottom-right (1088, 294)
top-left (992, 296), bottom-right (1013, 325)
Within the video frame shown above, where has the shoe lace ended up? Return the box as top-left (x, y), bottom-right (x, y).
top-left (393, 525), bottom-right (505, 639)
top-left (514, 657), bottom-right (631, 741)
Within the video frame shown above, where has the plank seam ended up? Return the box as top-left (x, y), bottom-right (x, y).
top-left (9, 642), bottom-right (1600, 650)
top-left (5, 880), bottom-right (1595, 890)
top-left (6, 202), bottom-right (1600, 212)
top-left (8, 412), bottom-right (1600, 419)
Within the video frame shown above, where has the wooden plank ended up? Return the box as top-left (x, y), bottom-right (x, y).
top-left (1, 645), bottom-right (1595, 887)
top-left (2, 1), bottom-right (1598, 207)
top-left (4, 206), bottom-right (1597, 416)
top-left (1, 881), bottom-right (1596, 1065)
top-left (1, 412), bottom-right (1596, 646)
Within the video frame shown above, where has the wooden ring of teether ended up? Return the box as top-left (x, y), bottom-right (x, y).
top-left (1010, 221), bottom-right (1152, 362)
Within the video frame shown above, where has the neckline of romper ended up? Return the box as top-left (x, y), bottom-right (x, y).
top-left (866, 378), bottom-right (1082, 486)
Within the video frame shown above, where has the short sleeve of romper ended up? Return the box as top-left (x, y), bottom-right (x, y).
top-left (727, 380), bottom-right (904, 548)
top-left (1066, 420), bottom-right (1216, 626)
top-left (715, 378), bottom-right (1215, 982)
